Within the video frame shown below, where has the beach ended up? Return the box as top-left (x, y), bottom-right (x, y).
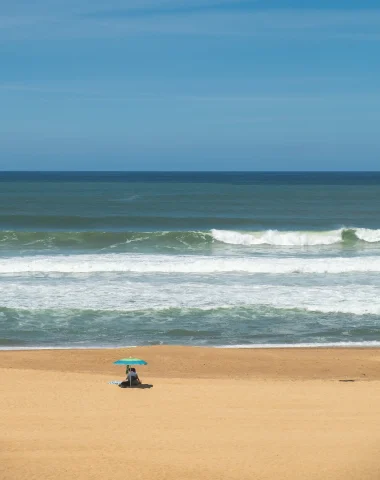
top-left (2, 173), bottom-right (380, 479)
top-left (2, 346), bottom-right (380, 480)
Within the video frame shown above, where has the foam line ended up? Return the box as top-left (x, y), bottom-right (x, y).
top-left (2, 341), bottom-right (380, 351)
top-left (2, 253), bottom-right (380, 274)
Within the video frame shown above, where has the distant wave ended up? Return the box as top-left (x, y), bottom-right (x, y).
top-left (0, 230), bottom-right (212, 251)
top-left (1, 227), bottom-right (380, 251)
top-left (2, 252), bottom-right (380, 274)
top-left (0, 215), bottom-right (263, 230)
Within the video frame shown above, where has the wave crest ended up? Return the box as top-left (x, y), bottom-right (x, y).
top-left (1, 227), bottom-right (380, 251)
top-left (0, 230), bottom-right (212, 251)
top-left (212, 229), bottom-right (342, 246)
top-left (212, 228), bottom-right (380, 246)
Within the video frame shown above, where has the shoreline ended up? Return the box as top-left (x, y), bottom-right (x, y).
top-left (3, 340), bottom-right (380, 351)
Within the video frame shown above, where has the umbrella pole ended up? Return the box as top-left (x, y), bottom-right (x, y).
top-left (126, 365), bottom-right (130, 387)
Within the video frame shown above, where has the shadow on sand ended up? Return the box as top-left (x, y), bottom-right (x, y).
top-left (119, 383), bottom-right (153, 389)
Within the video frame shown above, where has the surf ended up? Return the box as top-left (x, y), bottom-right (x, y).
top-left (211, 228), bottom-right (380, 246)
top-left (2, 227), bottom-right (380, 252)
top-left (2, 252), bottom-right (380, 274)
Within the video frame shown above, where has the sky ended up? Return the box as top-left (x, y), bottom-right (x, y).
top-left (1, 0), bottom-right (380, 171)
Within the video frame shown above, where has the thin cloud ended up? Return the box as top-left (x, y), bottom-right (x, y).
top-left (59, 9), bottom-right (380, 40)
top-left (0, 83), bottom-right (305, 101)
top-left (1, 0), bottom-right (246, 17)
top-left (1, 7), bottom-right (380, 40)
top-left (83, 0), bottom-right (253, 19)
top-left (1, 83), bottom-right (380, 103)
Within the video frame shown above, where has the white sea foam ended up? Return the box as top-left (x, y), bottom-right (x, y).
top-left (2, 342), bottom-right (380, 351)
top-left (0, 278), bottom-right (379, 316)
top-left (1, 253), bottom-right (380, 274)
top-left (354, 228), bottom-right (380, 243)
top-left (212, 228), bottom-right (343, 246)
top-left (211, 227), bottom-right (380, 246)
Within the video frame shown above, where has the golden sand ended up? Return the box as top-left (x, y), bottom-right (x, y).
top-left (1, 347), bottom-right (380, 480)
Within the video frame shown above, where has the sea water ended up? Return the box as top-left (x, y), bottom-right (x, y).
top-left (1, 171), bottom-right (380, 349)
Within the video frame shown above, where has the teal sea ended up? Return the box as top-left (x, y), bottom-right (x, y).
top-left (1, 172), bottom-right (380, 349)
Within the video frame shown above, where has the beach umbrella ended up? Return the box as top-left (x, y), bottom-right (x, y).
top-left (114, 358), bottom-right (147, 386)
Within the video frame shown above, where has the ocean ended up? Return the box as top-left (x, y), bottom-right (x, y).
top-left (1, 171), bottom-right (380, 350)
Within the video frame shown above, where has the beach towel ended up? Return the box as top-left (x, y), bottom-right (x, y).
top-left (108, 380), bottom-right (122, 385)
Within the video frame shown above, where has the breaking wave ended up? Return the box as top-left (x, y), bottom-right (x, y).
top-left (211, 228), bottom-right (380, 246)
top-left (1, 227), bottom-right (380, 252)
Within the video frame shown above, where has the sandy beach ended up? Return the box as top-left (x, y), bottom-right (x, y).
top-left (1, 347), bottom-right (380, 480)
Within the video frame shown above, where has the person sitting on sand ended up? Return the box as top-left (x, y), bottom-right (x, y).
top-left (127, 367), bottom-right (141, 386)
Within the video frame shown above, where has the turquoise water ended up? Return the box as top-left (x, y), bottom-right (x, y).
top-left (1, 172), bottom-right (380, 349)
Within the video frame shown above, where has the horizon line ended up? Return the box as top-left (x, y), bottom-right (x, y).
top-left (1, 170), bottom-right (380, 174)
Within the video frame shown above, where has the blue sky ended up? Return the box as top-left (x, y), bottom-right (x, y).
top-left (1, 0), bottom-right (380, 170)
